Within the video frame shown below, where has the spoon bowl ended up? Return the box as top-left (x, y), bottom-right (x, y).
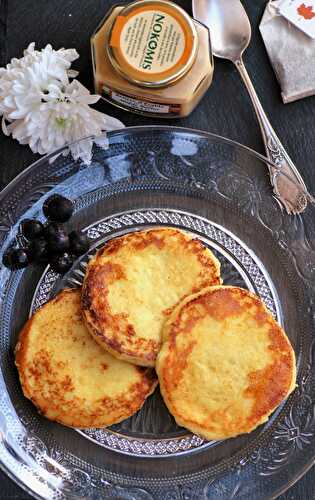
top-left (193, 0), bottom-right (251, 61)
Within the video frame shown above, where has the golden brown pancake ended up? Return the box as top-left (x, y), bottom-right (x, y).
top-left (82, 228), bottom-right (221, 367)
top-left (15, 289), bottom-right (157, 428)
top-left (156, 286), bottom-right (296, 440)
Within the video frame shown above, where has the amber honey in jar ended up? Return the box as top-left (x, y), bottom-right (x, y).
top-left (91, 0), bottom-right (213, 118)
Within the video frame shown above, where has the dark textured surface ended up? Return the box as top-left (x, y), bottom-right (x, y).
top-left (0, 0), bottom-right (314, 498)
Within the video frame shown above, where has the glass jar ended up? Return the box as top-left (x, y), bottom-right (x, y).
top-left (91, 0), bottom-right (214, 118)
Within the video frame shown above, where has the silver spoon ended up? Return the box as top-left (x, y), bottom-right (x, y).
top-left (193, 0), bottom-right (314, 214)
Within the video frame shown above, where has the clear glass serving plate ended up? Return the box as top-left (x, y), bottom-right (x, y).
top-left (0, 126), bottom-right (314, 500)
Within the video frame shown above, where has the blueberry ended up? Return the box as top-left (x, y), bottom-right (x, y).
top-left (47, 230), bottom-right (70, 254)
top-left (43, 222), bottom-right (64, 240)
top-left (50, 252), bottom-right (73, 274)
top-left (43, 195), bottom-right (73, 222)
top-left (2, 248), bottom-right (29, 270)
top-left (28, 238), bottom-right (50, 263)
top-left (69, 230), bottom-right (90, 256)
top-left (20, 219), bottom-right (44, 240)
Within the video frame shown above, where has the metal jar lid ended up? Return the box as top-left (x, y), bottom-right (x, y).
top-left (106, 0), bottom-right (199, 88)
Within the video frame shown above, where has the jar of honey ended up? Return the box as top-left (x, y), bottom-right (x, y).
top-left (91, 0), bottom-right (214, 118)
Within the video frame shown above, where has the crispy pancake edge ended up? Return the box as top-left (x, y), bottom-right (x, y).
top-left (81, 228), bottom-right (222, 367)
top-left (82, 311), bottom-right (157, 367)
top-left (157, 285), bottom-right (297, 440)
top-left (15, 288), bottom-right (158, 428)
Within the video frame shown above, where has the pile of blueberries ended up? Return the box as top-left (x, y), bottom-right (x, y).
top-left (2, 195), bottom-right (90, 274)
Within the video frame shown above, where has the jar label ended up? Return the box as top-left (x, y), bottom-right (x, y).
top-left (102, 86), bottom-right (181, 115)
top-left (110, 3), bottom-right (194, 80)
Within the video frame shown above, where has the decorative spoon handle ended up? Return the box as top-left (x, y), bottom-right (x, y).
top-left (235, 58), bottom-right (311, 214)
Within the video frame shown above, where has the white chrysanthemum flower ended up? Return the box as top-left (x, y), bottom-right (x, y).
top-left (7, 80), bottom-right (123, 164)
top-left (0, 43), bottom-right (79, 123)
top-left (0, 44), bottom-right (124, 164)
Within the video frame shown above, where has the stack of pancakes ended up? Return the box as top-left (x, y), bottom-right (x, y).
top-left (15, 228), bottom-right (296, 439)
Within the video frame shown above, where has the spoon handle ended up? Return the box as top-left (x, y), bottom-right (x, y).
top-left (234, 58), bottom-right (309, 214)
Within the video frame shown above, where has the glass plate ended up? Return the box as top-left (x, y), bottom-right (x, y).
top-left (0, 126), bottom-right (314, 500)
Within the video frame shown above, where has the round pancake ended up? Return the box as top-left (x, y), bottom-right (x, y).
top-left (15, 289), bottom-right (157, 428)
top-left (82, 228), bottom-right (221, 367)
top-left (156, 286), bottom-right (296, 440)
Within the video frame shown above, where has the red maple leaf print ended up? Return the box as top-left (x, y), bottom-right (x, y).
top-left (297, 3), bottom-right (315, 19)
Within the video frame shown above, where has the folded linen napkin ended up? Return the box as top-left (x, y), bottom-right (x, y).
top-left (260, 0), bottom-right (315, 103)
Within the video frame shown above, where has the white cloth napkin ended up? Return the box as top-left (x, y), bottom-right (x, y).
top-left (260, 0), bottom-right (315, 103)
